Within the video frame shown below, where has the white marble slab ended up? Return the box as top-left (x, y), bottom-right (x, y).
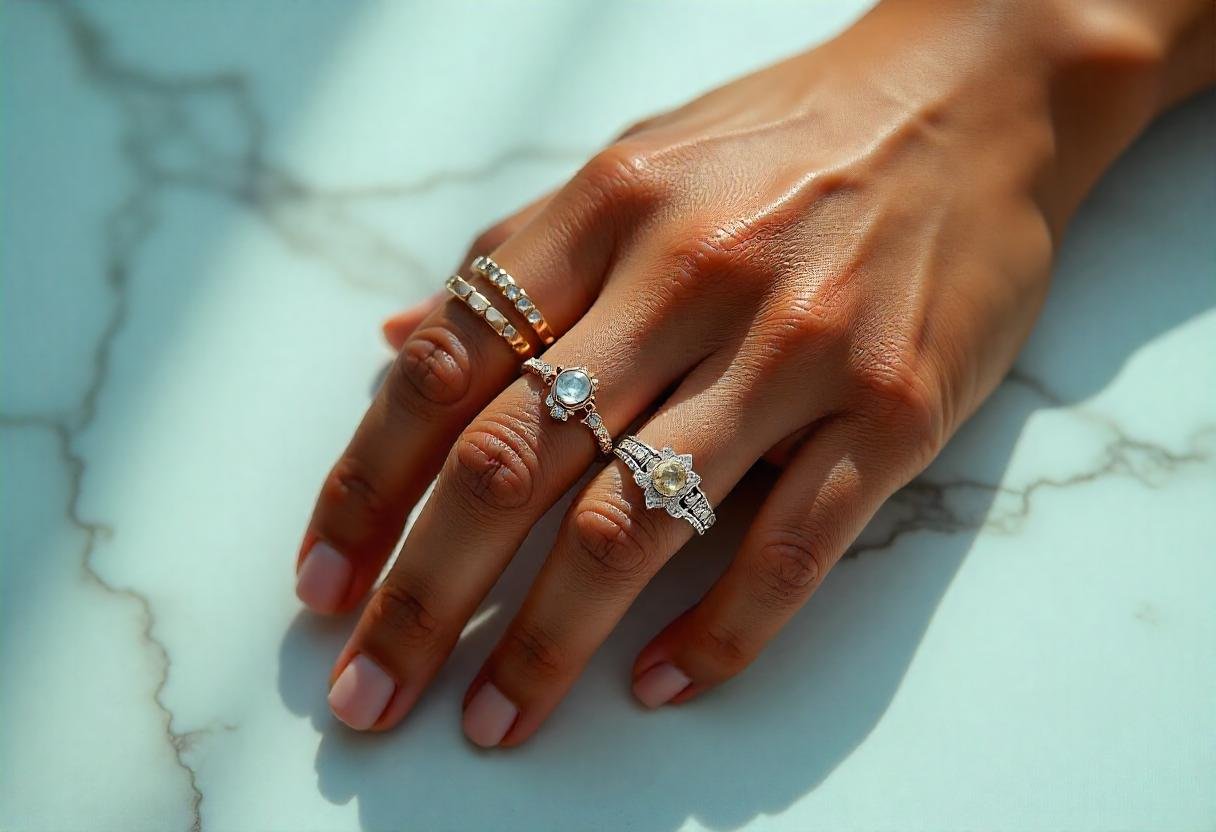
top-left (2, 2), bottom-right (1213, 830)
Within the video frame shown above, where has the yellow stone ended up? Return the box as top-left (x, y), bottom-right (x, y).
top-left (651, 459), bottom-right (687, 497)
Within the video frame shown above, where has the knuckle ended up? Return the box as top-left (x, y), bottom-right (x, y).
top-left (750, 526), bottom-right (828, 609)
top-left (503, 622), bottom-right (565, 682)
top-left (756, 296), bottom-right (848, 356)
top-left (451, 413), bottom-right (542, 511)
top-left (695, 621), bottom-right (753, 676)
top-left (371, 582), bottom-right (442, 650)
top-left (661, 222), bottom-right (773, 297)
top-left (321, 457), bottom-right (395, 530)
top-left (854, 353), bottom-right (943, 459)
top-left (568, 495), bottom-right (661, 584)
top-left (573, 142), bottom-right (666, 209)
top-left (392, 324), bottom-right (472, 408)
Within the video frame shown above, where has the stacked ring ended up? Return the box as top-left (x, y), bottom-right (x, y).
top-left (614, 435), bottom-right (716, 535)
top-left (522, 357), bottom-right (613, 455)
top-left (472, 255), bottom-right (556, 346)
top-left (445, 275), bottom-right (531, 355)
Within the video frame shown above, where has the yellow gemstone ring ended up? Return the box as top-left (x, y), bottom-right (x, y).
top-left (614, 435), bottom-right (715, 535)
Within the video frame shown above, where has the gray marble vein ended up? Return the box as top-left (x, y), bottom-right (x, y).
top-left (0, 5), bottom-right (586, 829)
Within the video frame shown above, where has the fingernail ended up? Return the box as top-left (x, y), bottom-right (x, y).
top-left (633, 662), bottom-right (692, 709)
top-left (295, 541), bottom-right (352, 613)
top-left (328, 655), bottom-right (396, 730)
top-left (462, 682), bottom-right (518, 748)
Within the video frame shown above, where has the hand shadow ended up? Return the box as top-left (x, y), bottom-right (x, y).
top-left (277, 90), bottom-right (1214, 831)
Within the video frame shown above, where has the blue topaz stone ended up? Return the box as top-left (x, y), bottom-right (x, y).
top-left (554, 369), bottom-right (592, 407)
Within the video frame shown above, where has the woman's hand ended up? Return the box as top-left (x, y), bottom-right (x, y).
top-left (295, 0), bottom-right (1213, 746)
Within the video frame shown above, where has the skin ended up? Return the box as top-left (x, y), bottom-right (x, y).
top-left (299, 0), bottom-right (1215, 747)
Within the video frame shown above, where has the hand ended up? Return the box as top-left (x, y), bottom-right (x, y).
top-left (295, 0), bottom-right (1214, 746)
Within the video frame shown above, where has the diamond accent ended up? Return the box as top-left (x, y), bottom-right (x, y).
top-left (468, 292), bottom-right (490, 312)
top-left (516, 297), bottom-right (533, 312)
top-left (484, 307), bottom-right (507, 332)
top-left (502, 324), bottom-right (517, 339)
top-left (504, 285), bottom-right (521, 300)
top-left (550, 405), bottom-right (569, 420)
top-left (526, 309), bottom-right (543, 324)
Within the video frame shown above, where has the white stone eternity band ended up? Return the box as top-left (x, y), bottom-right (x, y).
top-left (522, 357), bottom-right (613, 455)
top-left (613, 435), bottom-right (716, 535)
top-left (471, 255), bottom-right (556, 346)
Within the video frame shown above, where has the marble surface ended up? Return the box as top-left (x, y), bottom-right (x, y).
top-left (2, 2), bottom-right (1214, 830)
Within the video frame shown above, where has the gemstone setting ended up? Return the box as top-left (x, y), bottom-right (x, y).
top-left (612, 436), bottom-right (715, 535)
top-left (554, 369), bottom-right (593, 407)
top-left (650, 458), bottom-right (688, 497)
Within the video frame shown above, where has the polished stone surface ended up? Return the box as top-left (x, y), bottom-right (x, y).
top-left (652, 459), bottom-right (689, 497)
top-left (554, 369), bottom-right (593, 407)
top-left (2, 3), bottom-right (1214, 831)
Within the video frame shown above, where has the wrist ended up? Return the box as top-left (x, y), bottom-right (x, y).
top-left (1027, 0), bottom-right (1214, 219)
top-left (839, 0), bottom-right (1213, 228)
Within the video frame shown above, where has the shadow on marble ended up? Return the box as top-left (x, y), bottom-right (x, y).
top-left (277, 463), bottom-right (986, 832)
top-left (276, 90), bottom-right (1214, 832)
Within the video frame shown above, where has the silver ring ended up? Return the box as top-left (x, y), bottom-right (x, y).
top-left (522, 357), bottom-right (613, 455)
top-left (614, 435), bottom-right (716, 535)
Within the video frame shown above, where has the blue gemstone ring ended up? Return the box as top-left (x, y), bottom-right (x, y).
top-left (522, 358), bottom-right (613, 455)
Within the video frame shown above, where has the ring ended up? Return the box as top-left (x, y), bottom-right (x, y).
top-left (472, 255), bottom-right (556, 346)
top-left (445, 275), bottom-right (531, 356)
top-left (522, 357), bottom-right (613, 455)
top-left (614, 435), bottom-right (716, 535)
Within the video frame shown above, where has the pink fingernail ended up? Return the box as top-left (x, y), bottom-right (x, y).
top-left (296, 541), bottom-right (352, 614)
top-left (328, 655), bottom-right (396, 730)
top-left (462, 682), bottom-right (518, 748)
top-left (633, 662), bottom-right (692, 708)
